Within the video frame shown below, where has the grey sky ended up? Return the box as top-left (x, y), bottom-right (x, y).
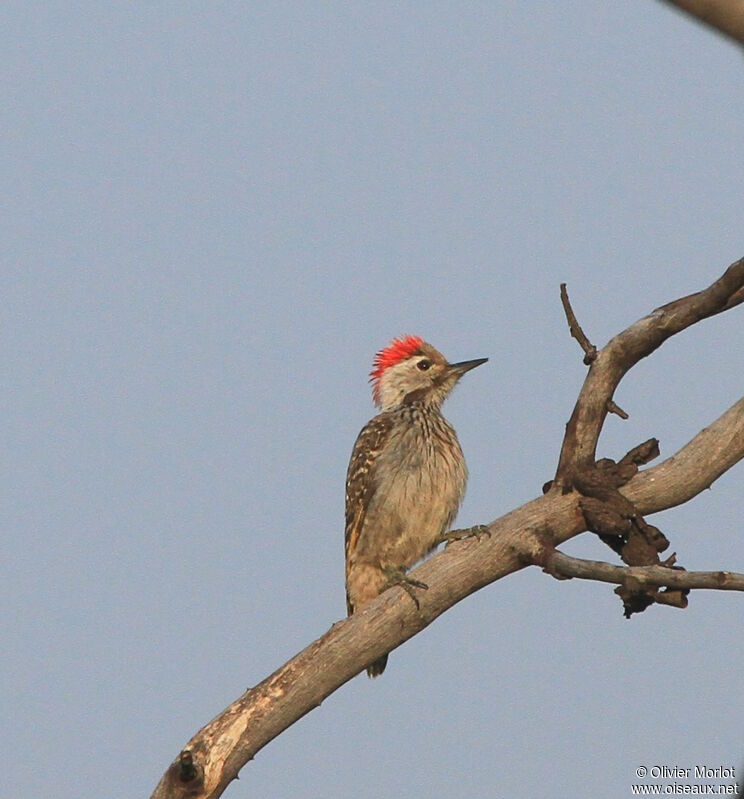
top-left (3, 4), bottom-right (743, 798)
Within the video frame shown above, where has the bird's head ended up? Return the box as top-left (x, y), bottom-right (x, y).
top-left (369, 335), bottom-right (487, 411)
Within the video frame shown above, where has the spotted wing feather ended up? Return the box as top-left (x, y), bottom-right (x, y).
top-left (345, 412), bottom-right (394, 614)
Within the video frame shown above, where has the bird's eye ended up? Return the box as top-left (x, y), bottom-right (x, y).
top-left (417, 359), bottom-right (431, 371)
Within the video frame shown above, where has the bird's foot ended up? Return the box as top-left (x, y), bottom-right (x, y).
top-left (436, 524), bottom-right (491, 549)
top-left (382, 566), bottom-right (428, 609)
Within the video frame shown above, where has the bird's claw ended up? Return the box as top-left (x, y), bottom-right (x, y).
top-left (437, 524), bottom-right (491, 548)
top-left (382, 567), bottom-right (428, 609)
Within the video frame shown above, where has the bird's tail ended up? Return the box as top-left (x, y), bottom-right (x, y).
top-left (366, 655), bottom-right (388, 678)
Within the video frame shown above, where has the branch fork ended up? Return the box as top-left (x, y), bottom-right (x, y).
top-left (553, 261), bottom-right (744, 615)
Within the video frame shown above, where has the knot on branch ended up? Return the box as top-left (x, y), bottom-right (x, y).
top-left (614, 554), bottom-right (690, 618)
top-left (162, 749), bottom-right (204, 798)
top-left (568, 439), bottom-right (694, 617)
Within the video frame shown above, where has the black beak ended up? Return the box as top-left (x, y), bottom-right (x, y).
top-left (448, 357), bottom-right (488, 376)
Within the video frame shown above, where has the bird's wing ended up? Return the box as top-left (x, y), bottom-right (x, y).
top-left (345, 412), bottom-right (394, 614)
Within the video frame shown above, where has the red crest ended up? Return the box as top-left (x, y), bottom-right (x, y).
top-left (369, 335), bottom-right (424, 406)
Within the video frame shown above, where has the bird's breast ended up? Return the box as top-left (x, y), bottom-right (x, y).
top-left (368, 413), bottom-right (467, 566)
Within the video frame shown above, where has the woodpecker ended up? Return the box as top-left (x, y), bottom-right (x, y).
top-left (345, 335), bottom-right (487, 677)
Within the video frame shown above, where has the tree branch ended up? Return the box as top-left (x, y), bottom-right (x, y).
top-left (624, 396), bottom-right (744, 514)
top-left (656, 0), bottom-right (744, 46)
top-left (544, 549), bottom-right (744, 592)
top-left (555, 257), bottom-right (744, 481)
top-left (560, 283), bottom-right (597, 364)
top-left (151, 257), bottom-right (744, 799)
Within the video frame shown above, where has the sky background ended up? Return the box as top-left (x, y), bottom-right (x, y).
top-left (3, 3), bottom-right (743, 798)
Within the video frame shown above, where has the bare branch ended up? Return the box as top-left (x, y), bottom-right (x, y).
top-left (606, 399), bottom-right (629, 419)
top-left (624, 396), bottom-right (744, 514)
top-left (656, 0), bottom-right (744, 46)
top-left (556, 257), bottom-right (744, 480)
top-left (545, 549), bottom-right (744, 591)
top-left (560, 283), bottom-right (597, 364)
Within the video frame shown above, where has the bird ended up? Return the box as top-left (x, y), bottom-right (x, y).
top-left (344, 335), bottom-right (487, 676)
